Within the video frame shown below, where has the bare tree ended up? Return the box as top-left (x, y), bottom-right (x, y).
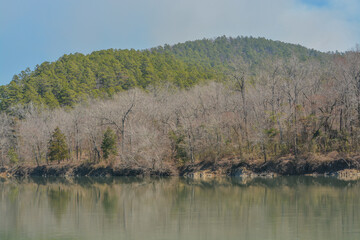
top-left (0, 113), bottom-right (12, 166)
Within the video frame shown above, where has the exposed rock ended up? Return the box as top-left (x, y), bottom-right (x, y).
top-left (232, 167), bottom-right (256, 177)
top-left (184, 170), bottom-right (216, 179)
top-left (330, 169), bottom-right (360, 181)
top-left (181, 155), bottom-right (360, 180)
top-left (0, 172), bottom-right (7, 179)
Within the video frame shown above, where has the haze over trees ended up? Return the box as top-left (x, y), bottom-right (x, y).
top-left (0, 36), bottom-right (359, 168)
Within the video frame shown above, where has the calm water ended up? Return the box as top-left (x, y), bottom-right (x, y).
top-left (1, 176), bottom-right (360, 240)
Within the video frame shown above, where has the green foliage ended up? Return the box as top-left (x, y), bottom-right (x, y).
top-left (0, 49), bottom-right (219, 111)
top-left (43, 92), bottom-right (60, 109)
top-left (48, 127), bottom-right (69, 163)
top-left (7, 147), bottom-right (19, 165)
top-left (154, 36), bottom-right (328, 73)
top-left (169, 130), bottom-right (188, 164)
top-left (101, 127), bottom-right (117, 159)
top-left (0, 36), bottom-right (329, 112)
top-left (264, 128), bottom-right (278, 139)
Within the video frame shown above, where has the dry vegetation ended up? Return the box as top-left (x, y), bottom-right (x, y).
top-left (1, 50), bottom-right (360, 176)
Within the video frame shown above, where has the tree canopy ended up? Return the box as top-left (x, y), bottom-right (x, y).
top-left (0, 36), bottom-right (330, 112)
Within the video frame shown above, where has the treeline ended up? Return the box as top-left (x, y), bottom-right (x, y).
top-left (0, 36), bottom-right (329, 112)
top-left (0, 49), bottom-right (359, 167)
top-left (0, 49), bottom-right (218, 111)
top-left (154, 36), bottom-right (328, 69)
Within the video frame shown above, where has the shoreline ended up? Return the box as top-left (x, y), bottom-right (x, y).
top-left (2, 153), bottom-right (360, 180)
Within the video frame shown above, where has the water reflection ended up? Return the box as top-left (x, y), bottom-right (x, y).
top-left (0, 176), bottom-right (360, 240)
top-left (47, 187), bottom-right (70, 221)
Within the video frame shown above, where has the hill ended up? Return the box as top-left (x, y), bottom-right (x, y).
top-left (0, 36), bottom-right (330, 111)
top-left (154, 36), bottom-right (328, 67)
top-left (0, 36), bottom-right (359, 173)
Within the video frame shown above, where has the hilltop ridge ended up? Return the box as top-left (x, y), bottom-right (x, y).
top-left (0, 36), bottom-right (329, 111)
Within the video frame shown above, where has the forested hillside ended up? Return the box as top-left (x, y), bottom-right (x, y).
top-left (0, 49), bottom-right (218, 111)
top-left (1, 36), bottom-right (359, 172)
top-left (0, 36), bottom-right (329, 111)
top-left (154, 36), bottom-right (328, 68)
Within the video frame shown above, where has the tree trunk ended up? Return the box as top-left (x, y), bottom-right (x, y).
top-left (262, 142), bottom-right (267, 163)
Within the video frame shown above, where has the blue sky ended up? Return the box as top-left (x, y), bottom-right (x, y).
top-left (0, 0), bottom-right (359, 85)
top-left (299, 0), bottom-right (330, 7)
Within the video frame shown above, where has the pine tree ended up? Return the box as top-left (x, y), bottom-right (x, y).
top-left (101, 127), bottom-right (117, 160)
top-left (43, 92), bottom-right (60, 109)
top-left (48, 127), bottom-right (69, 164)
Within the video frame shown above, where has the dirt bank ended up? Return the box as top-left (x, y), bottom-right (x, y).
top-left (180, 153), bottom-right (360, 179)
top-left (3, 153), bottom-right (360, 179)
top-left (4, 163), bottom-right (174, 178)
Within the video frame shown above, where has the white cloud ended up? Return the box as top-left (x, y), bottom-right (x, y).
top-left (142, 0), bottom-right (359, 51)
top-left (34, 0), bottom-right (359, 52)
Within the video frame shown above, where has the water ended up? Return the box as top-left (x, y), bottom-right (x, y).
top-left (1, 176), bottom-right (360, 240)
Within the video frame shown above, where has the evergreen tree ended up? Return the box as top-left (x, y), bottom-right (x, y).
top-left (7, 147), bottom-right (19, 165)
top-left (101, 127), bottom-right (117, 159)
top-left (43, 92), bottom-right (60, 109)
top-left (48, 127), bottom-right (69, 164)
top-left (0, 36), bottom-right (328, 112)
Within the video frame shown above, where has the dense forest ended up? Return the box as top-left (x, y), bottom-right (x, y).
top-left (0, 36), bottom-right (359, 170)
top-left (154, 36), bottom-right (328, 68)
top-left (0, 49), bottom-right (218, 111)
top-left (0, 36), bottom-right (328, 112)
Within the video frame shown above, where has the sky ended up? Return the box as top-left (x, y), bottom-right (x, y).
top-left (0, 0), bottom-right (359, 85)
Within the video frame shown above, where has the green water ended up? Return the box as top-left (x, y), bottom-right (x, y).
top-left (1, 176), bottom-right (360, 240)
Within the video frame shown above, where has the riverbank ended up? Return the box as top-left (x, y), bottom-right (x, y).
top-left (180, 153), bottom-right (360, 180)
top-left (0, 162), bottom-right (173, 178)
top-left (1, 152), bottom-right (360, 179)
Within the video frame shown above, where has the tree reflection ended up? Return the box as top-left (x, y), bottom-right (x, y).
top-left (47, 186), bottom-right (70, 221)
top-left (102, 189), bottom-right (118, 216)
